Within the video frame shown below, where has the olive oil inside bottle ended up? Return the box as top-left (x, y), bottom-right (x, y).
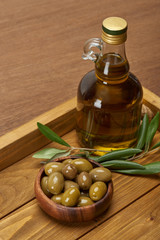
top-left (76, 53), bottom-right (143, 152)
top-left (95, 53), bottom-right (129, 82)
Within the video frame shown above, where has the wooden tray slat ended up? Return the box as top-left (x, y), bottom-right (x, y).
top-left (143, 87), bottom-right (160, 117)
top-left (80, 186), bottom-right (160, 240)
top-left (0, 98), bottom-right (76, 171)
top-left (0, 171), bottom-right (159, 239)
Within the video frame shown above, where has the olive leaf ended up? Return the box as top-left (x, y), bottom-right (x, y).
top-left (37, 122), bottom-right (71, 147)
top-left (145, 112), bottom-right (160, 151)
top-left (34, 113), bottom-right (160, 175)
top-left (112, 161), bottom-right (160, 175)
top-left (32, 148), bottom-right (68, 159)
top-left (94, 148), bottom-right (142, 163)
top-left (136, 114), bottom-right (149, 149)
top-left (52, 150), bottom-right (71, 159)
top-left (101, 160), bottom-right (145, 170)
top-left (89, 155), bottom-right (101, 161)
top-left (151, 141), bottom-right (160, 150)
top-left (40, 150), bottom-right (71, 164)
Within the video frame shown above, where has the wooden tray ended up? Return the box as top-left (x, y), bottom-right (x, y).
top-left (0, 87), bottom-right (160, 240)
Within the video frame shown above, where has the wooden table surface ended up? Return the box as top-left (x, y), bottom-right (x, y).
top-left (0, 0), bottom-right (159, 137)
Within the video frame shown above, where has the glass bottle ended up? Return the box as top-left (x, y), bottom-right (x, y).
top-left (76, 17), bottom-right (143, 152)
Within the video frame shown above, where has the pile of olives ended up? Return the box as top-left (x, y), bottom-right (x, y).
top-left (40, 158), bottom-right (112, 207)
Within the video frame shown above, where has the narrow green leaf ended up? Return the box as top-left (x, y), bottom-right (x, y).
top-left (145, 112), bottom-right (160, 151)
top-left (37, 122), bottom-right (71, 147)
top-left (33, 148), bottom-right (67, 159)
top-left (151, 141), bottom-right (160, 150)
top-left (136, 114), bottom-right (149, 149)
top-left (112, 161), bottom-right (160, 175)
top-left (101, 160), bottom-right (145, 170)
top-left (50, 150), bottom-right (71, 160)
top-left (144, 161), bottom-right (160, 170)
top-left (40, 150), bottom-right (71, 164)
top-left (95, 148), bottom-right (142, 163)
top-left (89, 155), bottom-right (100, 161)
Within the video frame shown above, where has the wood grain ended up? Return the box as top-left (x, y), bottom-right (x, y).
top-left (0, 97), bottom-right (76, 171)
top-left (0, 160), bottom-right (159, 239)
top-left (143, 87), bottom-right (160, 120)
top-left (0, 200), bottom-right (94, 240)
top-left (0, 0), bottom-right (159, 137)
top-left (80, 186), bottom-right (160, 240)
top-left (0, 130), bottom-right (78, 219)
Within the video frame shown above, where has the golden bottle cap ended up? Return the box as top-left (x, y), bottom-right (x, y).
top-left (102, 17), bottom-right (128, 45)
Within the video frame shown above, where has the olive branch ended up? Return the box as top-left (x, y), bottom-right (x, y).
top-left (33, 112), bottom-right (160, 175)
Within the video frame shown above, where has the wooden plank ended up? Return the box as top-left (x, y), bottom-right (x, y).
top-left (0, 200), bottom-right (93, 240)
top-left (80, 186), bottom-right (160, 240)
top-left (0, 130), bottom-right (79, 219)
top-left (0, 175), bottom-right (159, 239)
top-left (0, 97), bottom-right (76, 171)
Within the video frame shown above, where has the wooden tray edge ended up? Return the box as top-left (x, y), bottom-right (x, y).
top-left (0, 88), bottom-right (159, 171)
top-left (0, 97), bottom-right (76, 171)
top-left (143, 87), bottom-right (160, 114)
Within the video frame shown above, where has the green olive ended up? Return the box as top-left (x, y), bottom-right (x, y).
top-left (89, 167), bottom-right (112, 182)
top-left (77, 196), bottom-right (94, 207)
top-left (64, 180), bottom-right (79, 191)
top-left (62, 159), bottom-right (73, 165)
top-left (47, 172), bottom-right (64, 194)
top-left (51, 193), bottom-right (63, 204)
top-left (77, 172), bottom-right (92, 190)
top-left (61, 187), bottom-right (80, 207)
top-left (40, 176), bottom-right (52, 197)
top-left (62, 164), bottom-right (77, 180)
top-left (71, 159), bottom-right (93, 173)
top-left (89, 181), bottom-right (107, 201)
top-left (44, 162), bottom-right (65, 175)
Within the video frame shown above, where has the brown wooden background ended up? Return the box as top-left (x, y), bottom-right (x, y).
top-left (0, 0), bottom-right (159, 137)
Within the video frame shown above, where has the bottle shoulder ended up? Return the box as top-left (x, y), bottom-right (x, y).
top-left (78, 69), bottom-right (96, 91)
top-left (77, 70), bottom-right (97, 100)
top-left (77, 70), bottom-right (143, 107)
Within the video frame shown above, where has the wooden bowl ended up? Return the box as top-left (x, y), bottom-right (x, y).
top-left (34, 156), bottom-right (113, 222)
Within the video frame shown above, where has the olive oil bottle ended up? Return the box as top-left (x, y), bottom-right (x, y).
top-left (76, 17), bottom-right (143, 152)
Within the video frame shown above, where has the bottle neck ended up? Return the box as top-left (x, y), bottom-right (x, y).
top-left (95, 41), bottom-right (130, 84)
top-left (102, 41), bottom-right (127, 60)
